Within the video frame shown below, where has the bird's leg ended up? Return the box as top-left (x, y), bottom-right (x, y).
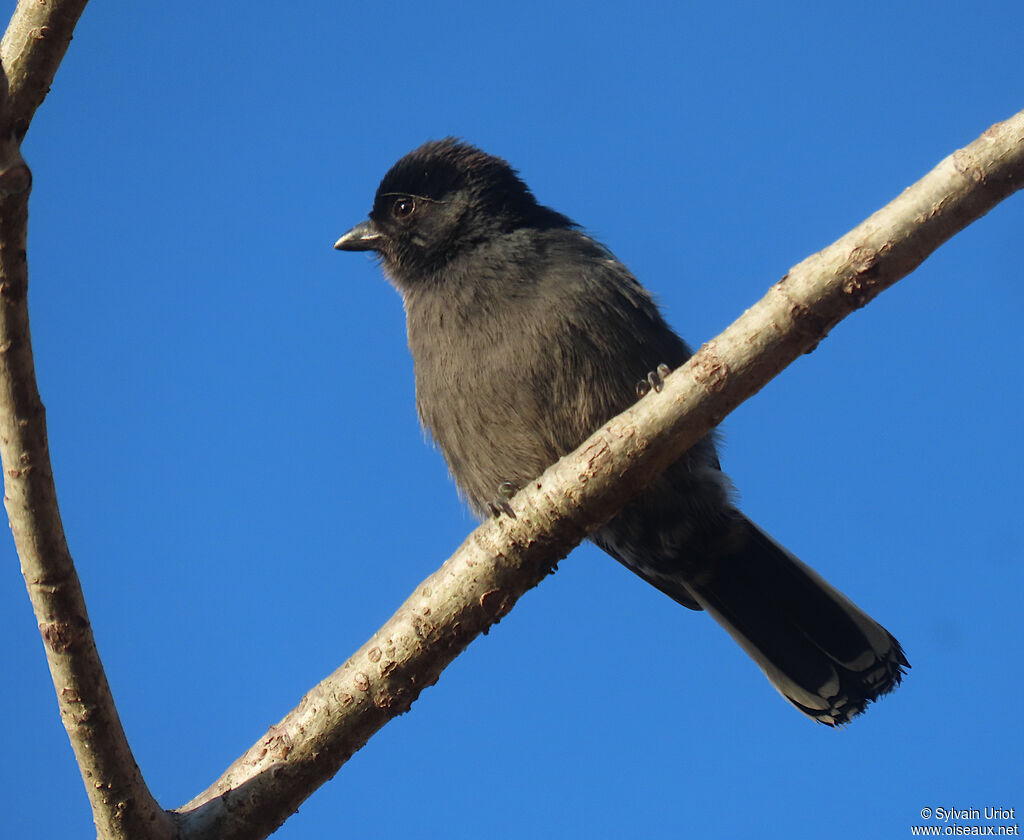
top-left (487, 481), bottom-right (520, 519)
top-left (635, 363), bottom-right (673, 398)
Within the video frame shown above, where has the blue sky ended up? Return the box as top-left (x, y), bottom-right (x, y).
top-left (2, 2), bottom-right (1022, 838)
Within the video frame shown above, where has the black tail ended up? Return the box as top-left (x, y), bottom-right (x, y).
top-left (681, 517), bottom-right (908, 725)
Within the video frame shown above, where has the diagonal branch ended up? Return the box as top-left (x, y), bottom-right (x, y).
top-left (0, 2), bottom-right (175, 839)
top-left (1, 3), bottom-right (1015, 840)
top-left (1, 0), bottom-right (90, 139)
top-left (176, 111), bottom-right (1024, 840)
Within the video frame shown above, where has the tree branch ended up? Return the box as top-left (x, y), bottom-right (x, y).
top-left (175, 111), bottom-right (1024, 840)
top-left (0, 2), bottom-right (175, 839)
top-left (3, 3), bottom-right (1017, 839)
top-left (1, 0), bottom-right (89, 139)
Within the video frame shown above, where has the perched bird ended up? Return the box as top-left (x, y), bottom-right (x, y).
top-left (335, 139), bottom-right (907, 725)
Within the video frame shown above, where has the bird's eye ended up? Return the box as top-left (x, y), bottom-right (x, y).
top-left (392, 197), bottom-right (415, 219)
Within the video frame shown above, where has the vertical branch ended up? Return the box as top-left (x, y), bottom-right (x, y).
top-left (0, 2), bottom-right (174, 838)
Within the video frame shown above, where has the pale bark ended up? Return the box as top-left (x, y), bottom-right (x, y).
top-left (1, 0), bottom-right (90, 138)
top-left (0, 2), bottom-right (175, 839)
top-left (175, 113), bottom-right (1024, 840)
top-left (1, 4), bottom-right (1022, 838)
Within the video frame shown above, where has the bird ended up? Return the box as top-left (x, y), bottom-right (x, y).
top-left (334, 138), bottom-right (908, 725)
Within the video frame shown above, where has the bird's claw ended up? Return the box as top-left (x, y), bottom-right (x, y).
top-left (487, 481), bottom-right (519, 519)
top-left (636, 363), bottom-right (673, 398)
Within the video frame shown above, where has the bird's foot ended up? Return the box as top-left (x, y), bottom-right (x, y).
top-left (636, 363), bottom-right (672, 398)
top-left (487, 481), bottom-right (520, 519)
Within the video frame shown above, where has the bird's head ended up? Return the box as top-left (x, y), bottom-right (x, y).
top-left (334, 138), bottom-right (571, 285)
